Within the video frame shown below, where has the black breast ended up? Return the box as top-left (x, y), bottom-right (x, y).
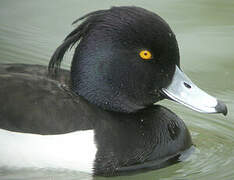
top-left (93, 105), bottom-right (192, 176)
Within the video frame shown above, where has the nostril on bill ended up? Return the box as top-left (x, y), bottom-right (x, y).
top-left (184, 82), bottom-right (191, 89)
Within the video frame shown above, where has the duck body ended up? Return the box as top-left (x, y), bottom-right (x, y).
top-left (0, 6), bottom-right (227, 176)
top-left (0, 64), bottom-right (92, 134)
top-left (0, 64), bottom-right (191, 176)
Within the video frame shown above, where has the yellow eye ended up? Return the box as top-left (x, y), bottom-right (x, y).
top-left (139, 50), bottom-right (152, 60)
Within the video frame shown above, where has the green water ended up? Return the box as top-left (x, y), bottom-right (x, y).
top-left (0, 0), bottom-right (234, 179)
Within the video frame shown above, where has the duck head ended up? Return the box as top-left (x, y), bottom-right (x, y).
top-left (49, 6), bottom-right (227, 115)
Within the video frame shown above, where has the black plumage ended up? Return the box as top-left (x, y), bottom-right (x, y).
top-left (0, 6), bottom-right (193, 176)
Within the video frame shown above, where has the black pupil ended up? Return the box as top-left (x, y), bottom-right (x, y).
top-left (144, 52), bottom-right (148, 56)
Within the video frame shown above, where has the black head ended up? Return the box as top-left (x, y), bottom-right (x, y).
top-left (49, 6), bottom-right (180, 113)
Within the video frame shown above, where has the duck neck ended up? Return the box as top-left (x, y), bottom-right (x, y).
top-left (70, 73), bottom-right (145, 113)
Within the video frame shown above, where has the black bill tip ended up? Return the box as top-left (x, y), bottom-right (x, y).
top-left (215, 100), bottom-right (228, 116)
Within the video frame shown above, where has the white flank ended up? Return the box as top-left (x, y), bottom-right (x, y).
top-left (0, 129), bottom-right (97, 173)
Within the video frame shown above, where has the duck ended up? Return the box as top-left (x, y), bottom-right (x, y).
top-left (0, 6), bottom-right (227, 176)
